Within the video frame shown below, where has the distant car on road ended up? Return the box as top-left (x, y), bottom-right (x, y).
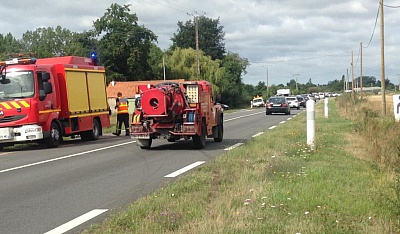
top-left (217, 103), bottom-right (229, 110)
top-left (252, 97), bottom-right (265, 107)
top-left (296, 96), bottom-right (306, 108)
top-left (266, 96), bottom-right (290, 115)
top-left (286, 96), bottom-right (300, 110)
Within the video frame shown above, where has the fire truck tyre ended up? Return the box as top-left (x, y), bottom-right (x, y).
top-left (214, 119), bottom-right (223, 142)
top-left (45, 122), bottom-right (61, 148)
top-left (193, 121), bottom-right (206, 149)
top-left (138, 139), bottom-right (152, 149)
top-left (81, 119), bottom-right (100, 141)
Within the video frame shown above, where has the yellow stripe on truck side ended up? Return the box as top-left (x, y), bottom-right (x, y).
top-left (0, 101), bottom-right (30, 110)
top-left (19, 100), bottom-right (30, 107)
top-left (0, 102), bottom-right (11, 109)
top-left (10, 101), bottom-right (21, 108)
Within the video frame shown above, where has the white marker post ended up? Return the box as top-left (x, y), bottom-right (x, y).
top-left (324, 97), bottom-right (329, 118)
top-left (393, 95), bottom-right (400, 122)
top-left (307, 99), bottom-right (316, 151)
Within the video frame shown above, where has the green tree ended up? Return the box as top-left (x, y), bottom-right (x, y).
top-left (171, 16), bottom-right (226, 60)
top-left (165, 47), bottom-right (224, 96)
top-left (93, 3), bottom-right (157, 82)
top-left (219, 52), bottom-right (249, 107)
top-left (0, 33), bottom-right (21, 60)
top-left (147, 43), bottom-right (164, 80)
top-left (64, 31), bottom-right (98, 58)
top-left (20, 26), bottom-right (74, 58)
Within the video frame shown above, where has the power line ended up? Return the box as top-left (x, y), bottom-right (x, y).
top-left (150, 0), bottom-right (188, 14)
top-left (265, 51), bottom-right (351, 64)
top-left (353, 45), bottom-right (361, 68)
top-left (362, 3), bottom-right (380, 49)
top-left (163, 0), bottom-right (198, 12)
top-left (383, 4), bottom-right (400, 8)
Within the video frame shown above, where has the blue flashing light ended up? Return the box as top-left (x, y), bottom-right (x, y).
top-left (90, 51), bottom-right (99, 66)
top-left (90, 51), bottom-right (97, 59)
top-left (30, 58), bottom-right (37, 64)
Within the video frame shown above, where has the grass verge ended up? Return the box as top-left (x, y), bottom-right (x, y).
top-left (83, 97), bottom-right (400, 234)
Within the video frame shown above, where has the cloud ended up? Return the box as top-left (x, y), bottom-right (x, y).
top-left (0, 0), bottom-right (399, 86)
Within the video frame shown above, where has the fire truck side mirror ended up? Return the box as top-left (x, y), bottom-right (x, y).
top-left (42, 72), bottom-right (51, 81)
top-left (0, 77), bottom-right (10, 84)
top-left (0, 66), bottom-right (10, 84)
top-left (43, 82), bottom-right (52, 94)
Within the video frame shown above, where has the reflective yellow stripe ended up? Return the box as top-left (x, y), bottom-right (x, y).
top-left (39, 109), bottom-right (62, 114)
top-left (133, 114), bottom-right (141, 123)
top-left (19, 100), bottom-right (30, 107)
top-left (0, 102), bottom-right (11, 109)
top-left (10, 101), bottom-right (21, 108)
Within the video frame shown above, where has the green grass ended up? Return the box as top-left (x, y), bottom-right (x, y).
top-left (82, 99), bottom-right (400, 234)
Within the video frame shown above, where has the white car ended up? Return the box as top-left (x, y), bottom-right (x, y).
top-left (252, 98), bottom-right (265, 107)
top-left (286, 96), bottom-right (300, 110)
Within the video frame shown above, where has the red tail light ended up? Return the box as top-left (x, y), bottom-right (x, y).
top-left (282, 103), bottom-right (287, 107)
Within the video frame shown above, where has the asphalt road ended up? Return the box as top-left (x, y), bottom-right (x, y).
top-left (0, 107), bottom-right (303, 234)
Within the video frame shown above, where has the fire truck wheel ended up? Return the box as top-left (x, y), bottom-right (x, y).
top-left (45, 121), bottom-right (61, 148)
top-left (193, 121), bottom-right (206, 149)
top-left (214, 119), bottom-right (223, 142)
top-left (81, 119), bottom-right (100, 141)
top-left (138, 139), bottom-right (152, 149)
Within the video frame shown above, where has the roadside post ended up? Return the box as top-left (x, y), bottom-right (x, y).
top-left (324, 97), bottom-right (329, 118)
top-left (307, 99), bottom-right (316, 151)
top-left (393, 95), bottom-right (400, 122)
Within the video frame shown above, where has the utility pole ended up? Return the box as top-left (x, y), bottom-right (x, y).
top-left (163, 56), bottom-right (166, 81)
top-left (293, 74), bottom-right (299, 93)
top-left (380, 0), bottom-right (386, 115)
top-left (397, 74), bottom-right (400, 91)
top-left (343, 74), bottom-right (345, 92)
top-left (360, 42), bottom-right (363, 99)
top-left (351, 50), bottom-right (355, 102)
top-left (266, 66), bottom-right (269, 98)
top-left (195, 16), bottom-right (200, 78)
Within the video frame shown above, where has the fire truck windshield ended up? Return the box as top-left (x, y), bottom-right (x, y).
top-left (0, 71), bottom-right (34, 100)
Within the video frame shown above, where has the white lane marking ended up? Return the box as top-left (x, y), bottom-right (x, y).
top-left (269, 126), bottom-right (277, 130)
top-left (224, 111), bottom-right (264, 122)
top-left (252, 132), bottom-right (263, 138)
top-left (279, 121), bottom-right (286, 124)
top-left (44, 209), bottom-right (108, 234)
top-left (0, 141), bottom-right (135, 174)
top-left (224, 143), bottom-right (244, 151)
top-left (165, 161), bottom-right (205, 178)
top-left (287, 118), bottom-right (292, 120)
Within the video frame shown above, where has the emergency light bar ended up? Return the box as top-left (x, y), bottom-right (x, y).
top-left (0, 58), bottom-right (37, 66)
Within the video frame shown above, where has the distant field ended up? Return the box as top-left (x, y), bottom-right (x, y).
top-left (365, 94), bottom-right (394, 113)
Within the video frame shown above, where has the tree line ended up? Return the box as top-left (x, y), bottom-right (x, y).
top-left (0, 3), bottom-right (392, 108)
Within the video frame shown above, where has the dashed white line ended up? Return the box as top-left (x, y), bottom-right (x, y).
top-left (0, 141), bottom-right (135, 174)
top-left (165, 161), bottom-right (205, 178)
top-left (287, 118), bottom-right (292, 120)
top-left (44, 209), bottom-right (108, 234)
top-left (224, 111), bottom-right (264, 122)
top-left (252, 132), bottom-right (263, 138)
top-left (268, 126), bottom-right (277, 130)
top-left (279, 121), bottom-right (286, 124)
top-left (224, 143), bottom-right (244, 151)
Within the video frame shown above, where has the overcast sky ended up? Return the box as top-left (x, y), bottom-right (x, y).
top-left (1, 0), bottom-right (400, 86)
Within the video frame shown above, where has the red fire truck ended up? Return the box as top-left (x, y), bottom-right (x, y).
top-left (0, 55), bottom-right (111, 149)
top-left (131, 81), bottom-right (224, 149)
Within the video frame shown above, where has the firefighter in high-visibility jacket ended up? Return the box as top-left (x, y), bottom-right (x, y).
top-left (113, 92), bottom-right (130, 136)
